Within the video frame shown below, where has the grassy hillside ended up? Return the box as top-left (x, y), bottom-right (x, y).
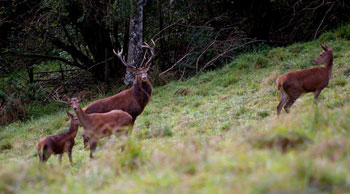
top-left (1, 30), bottom-right (350, 193)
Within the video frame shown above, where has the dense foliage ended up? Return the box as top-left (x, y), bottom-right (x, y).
top-left (1, 0), bottom-right (350, 81)
top-left (1, 0), bottom-right (350, 125)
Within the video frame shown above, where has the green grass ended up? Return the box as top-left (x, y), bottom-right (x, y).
top-left (1, 31), bottom-right (350, 193)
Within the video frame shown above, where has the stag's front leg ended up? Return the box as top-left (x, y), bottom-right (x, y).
top-left (89, 140), bottom-right (98, 159)
top-left (313, 89), bottom-right (322, 104)
top-left (68, 149), bottom-right (73, 164)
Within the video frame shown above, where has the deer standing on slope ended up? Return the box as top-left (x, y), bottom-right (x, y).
top-left (70, 97), bottom-right (133, 158)
top-left (36, 112), bottom-right (79, 164)
top-left (83, 40), bottom-right (156, 123)
top-left (276, 44), bottom-right (333, 116)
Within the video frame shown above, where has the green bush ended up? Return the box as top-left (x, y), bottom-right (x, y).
top-left (335, 24), bottom-right (350, 40)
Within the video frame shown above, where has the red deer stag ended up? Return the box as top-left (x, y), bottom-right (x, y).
top-left (36, 112), bottom-right (79, 164)
top-left (276, 44), bottom-right (333, 116)
top-left (70, 97), bottom-right (133, 158)
top-left (83, 40), bottom-right (156, 123)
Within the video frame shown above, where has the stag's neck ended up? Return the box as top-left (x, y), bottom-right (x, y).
top-left (325, 55), bottom-right (334, 77)
top-left (132, 80), bottom-right (152, 106)
top-left (75, 107), bottom-right (91, 128)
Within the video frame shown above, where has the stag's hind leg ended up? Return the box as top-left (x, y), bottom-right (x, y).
top-left (42, 144), bottom-right (53, 162)
top-left (277, 92), bottom-right (288, 116)
top-left (284, 96), bottom-right (299, 113)
top-left (283, 86), bottom-right (301, 114)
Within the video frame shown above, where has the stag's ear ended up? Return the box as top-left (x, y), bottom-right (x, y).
top-left (127, 66), bottom-right (137, 73)
top-left (62, 95), bottom-right (70, 103)
top-left (320, 44), bottom-right (328, 51)
top-left (66, 111), bottom-right (73, 119)
top-left (77, 92), bottom-right (83, 102)
top-left (324, 44), bottom-right (330, 50)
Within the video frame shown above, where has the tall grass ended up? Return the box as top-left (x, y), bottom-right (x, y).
top-left (1, 29), bottom-right (350, 193)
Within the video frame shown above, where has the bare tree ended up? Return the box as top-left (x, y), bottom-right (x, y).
top-left (125, 0), bottom-right (147, 85)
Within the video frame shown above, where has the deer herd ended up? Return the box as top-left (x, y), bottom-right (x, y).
top-left (36, 42), bottom-right (334, 164)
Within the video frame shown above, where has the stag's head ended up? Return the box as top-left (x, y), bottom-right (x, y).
top-left (313, 44), bottom-right (333, 64)
top-left (129, 66), bottom-right (150, 82)
top-left (66, 111), bottom-right (80, 125)
top-left (114, 40), bottom-right (155, 83)
top-left (70, 97), bottom-right (81, 111)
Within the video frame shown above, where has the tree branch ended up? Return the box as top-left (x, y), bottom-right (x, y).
top-left (5, 50), bottom-right (85, 69)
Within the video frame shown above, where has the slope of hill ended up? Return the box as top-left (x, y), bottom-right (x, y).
top-left (0, 30), bottom-right (350, 193)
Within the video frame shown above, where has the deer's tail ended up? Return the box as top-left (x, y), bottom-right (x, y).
top-left (36, 141), bottom-right (44, 161)
top-left (276, 77), bottom-right (282, 91)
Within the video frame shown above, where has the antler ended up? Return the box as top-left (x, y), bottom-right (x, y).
top-left (52, 91), bottom-right (70, 104)
top-left (320, 43), bottom-right (329, 51)
top-left (141, 39), bottom-right (156, 69)
top-left (113, 49), bottom-right (135, 68)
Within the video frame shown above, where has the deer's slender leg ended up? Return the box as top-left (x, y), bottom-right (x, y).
top-left (313, 89), bottom-right (322, 104)
top-left (284, 97), bottom-right (298, 113)
top-left (89, 140), bottom-right (97, 159)
top-left (277, 92), bottom-right (288, 116)
top-left (68, 151), bottom-right (73, 163)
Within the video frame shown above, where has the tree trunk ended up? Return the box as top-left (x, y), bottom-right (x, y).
top-left (27, 65), bottom-right (34, 83)
top-left (157, 0), bottom-right (165, 68)
top-left (125, 0), bottom-right (147, 85)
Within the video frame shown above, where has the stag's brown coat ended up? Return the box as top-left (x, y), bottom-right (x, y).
top-left (83, 77), bottom-right (152, 122)
top-left (276, 44), bottom-right (333, 116)
top-left (83, 40), bottom-right (155, 123)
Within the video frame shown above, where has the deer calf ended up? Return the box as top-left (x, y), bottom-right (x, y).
top-left (36, 112), bottom-right (79, 163)
top-left (276, 44), bottom-right (333, 116)
top-left (70, 97), bottom-right (133, 158)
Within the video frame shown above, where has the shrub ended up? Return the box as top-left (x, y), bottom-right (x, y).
top-left (335, 24), bottom-right (350, 40)
top-left (319, 32), bottom-right (337, 42)
top-left (0, 98), bottom-right (26, 126)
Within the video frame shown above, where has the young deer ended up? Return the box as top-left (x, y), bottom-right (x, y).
top-left (276, 44), bottom-right (333, 116)
top-left (70, 97), bottom-right (133, 158)
top-left (83, 40), bottom-right (155, 123)
top-left (36, 112), bottom-right (79, 164)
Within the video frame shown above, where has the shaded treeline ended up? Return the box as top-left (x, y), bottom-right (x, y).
top-left (1, 0), bottom-right (350, 82)
top-left (0, 0), bottom-right (350, 125)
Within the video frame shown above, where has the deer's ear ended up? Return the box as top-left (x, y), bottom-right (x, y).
top-left (66, 111), bottom-right (73, 118)
top-left (321, 44), bottom-right (328, 51)
top-left (127, 67), bottom-right (137, 73)
top-left (324, 44), bottom-right (330, 50)
top-left (76, 93), bottom-right (82, 102)
top-left (63, 95), bottom-right (70, 102)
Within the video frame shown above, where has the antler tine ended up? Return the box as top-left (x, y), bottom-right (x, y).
top-left (140, 49), bottom-right (148, 67)
top-left (113, 49), bottom-right (134, 68)
top-left (52, 92), bottom-right (70, 105)
top-left (141, 39), bottom-right (156, 69)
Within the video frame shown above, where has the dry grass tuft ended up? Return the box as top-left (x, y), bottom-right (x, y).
top-left (261, 70), bottom-right (280, 88)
